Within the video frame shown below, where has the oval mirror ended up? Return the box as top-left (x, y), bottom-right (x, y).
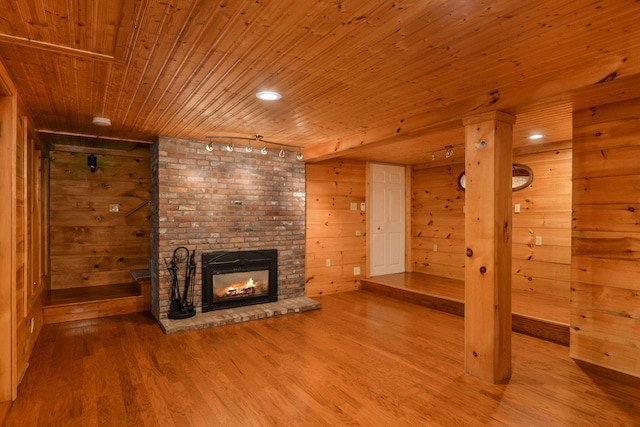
top-left (457, 164), bottom-right (533, 191)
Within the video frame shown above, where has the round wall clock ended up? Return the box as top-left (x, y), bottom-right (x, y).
top-left (457, 163), bottom-right (533, 191)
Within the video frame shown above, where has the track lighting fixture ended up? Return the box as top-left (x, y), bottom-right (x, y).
top-left (204, 135), bottom-right (304, 161)
top-left (429, 143), bottom-right (464, 161)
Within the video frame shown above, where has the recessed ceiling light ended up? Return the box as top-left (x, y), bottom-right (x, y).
top-left (92, 116), bottom-right (111, 126)
top-left (529, 133), bottom-right (544, 140)
top-left (256, 91), bottom-right (282, 101)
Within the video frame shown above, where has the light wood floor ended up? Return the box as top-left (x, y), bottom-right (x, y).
top-left (5, 291), bottom-right (640, 426)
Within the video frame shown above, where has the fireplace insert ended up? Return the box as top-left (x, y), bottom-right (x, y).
top-left (201, 249), bottom-right (278, 311)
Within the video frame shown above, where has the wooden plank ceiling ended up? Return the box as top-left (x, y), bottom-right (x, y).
top-left (0, 0), bottom-right (639, 163)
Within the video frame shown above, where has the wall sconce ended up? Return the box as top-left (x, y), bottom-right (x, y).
top-left (88, 154), bottom-right (97, 172)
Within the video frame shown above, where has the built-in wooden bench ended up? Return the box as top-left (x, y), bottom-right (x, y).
top-left (360, 272), bottom-right (570, 346)
top-left (43, 269), bottom-right (151, 324)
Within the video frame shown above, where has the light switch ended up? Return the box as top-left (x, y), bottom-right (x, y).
top-left (360, 202), bottom-right (366, 211)
top-left (326, 259), bottom-right (331, 267)
top-left (433, 244), bottom-right (438, 252)
top-left (514, 204), bottom-right (521, 213)
top-left (535, 236), bottom-right (542, 246)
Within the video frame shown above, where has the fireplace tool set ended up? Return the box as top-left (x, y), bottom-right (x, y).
top-left (165, 246), bottom-right (197, 319)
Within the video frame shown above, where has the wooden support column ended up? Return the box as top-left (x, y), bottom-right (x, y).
top-left (462, 111), bottom-right (515, 383)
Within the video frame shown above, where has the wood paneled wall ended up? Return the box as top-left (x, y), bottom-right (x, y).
top-left (571, 98), bottom-right (640, 378)
top-left (305, 159), bottom-right (366, 296)
top-left (0, 59), bottom-right (48, 401)
top-left (0, 88), bottom-right (18, 402)
top-left (15, 120), bottom-right (47, 396)
top-left (512, 143), bottom-right (572, 310)
top-left (411, 141), bottom-right (572, 323)
top-left (411, 163), bottom-right (466, 280)
top-left (49, 148), bottom-right (151, 290)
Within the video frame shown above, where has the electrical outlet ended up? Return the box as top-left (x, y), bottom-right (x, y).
top-left (109, 204), bottom-right (119, 213)
top-left (350, 202), bottom-right (357, 210)
top-left (354, 266), bottom-right (361, 275)
top-left (355, 230), bottom-right (361, 236)
top-left (535, 236), bottom-right (542, 246)
top-left (514, 204), bottom-right (521, 213)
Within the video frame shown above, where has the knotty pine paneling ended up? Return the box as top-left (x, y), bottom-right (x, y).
top-left (411, 141), bottom-right (572, 323)
top-left (411, 164), bottom-right (465, 280)
top-left (49, 149), bottom-right (150, 290)
top-left (512, 146), bottom-right (572, 324)
top-left (1, 94), bottom-right (47, 401)
top-left (305, 159), bottom-right (366, 296)
top-left (571, 97), bottom-right (640, 378)
top-left (0, 94), bottom-right (14, 401)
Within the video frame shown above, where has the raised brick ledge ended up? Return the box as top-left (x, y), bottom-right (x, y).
top-left (158, 297), bottom-right (321, 334)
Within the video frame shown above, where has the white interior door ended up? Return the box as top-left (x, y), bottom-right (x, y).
top-left (369, 163), bottom-right (405, 276)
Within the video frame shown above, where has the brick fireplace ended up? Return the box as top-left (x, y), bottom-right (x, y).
top-left (149, 137), bottom-right (314, 331)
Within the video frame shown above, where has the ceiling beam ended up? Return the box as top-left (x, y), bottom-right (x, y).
top-left (0, 33), bottom-right (117, 62)
top-left (37, 129), bottom-right (153, 145)
top-left (302, 118), bottom-right (464, 163)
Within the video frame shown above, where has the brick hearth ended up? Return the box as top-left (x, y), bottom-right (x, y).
top-left (159, 296), bottom-right (320, 334)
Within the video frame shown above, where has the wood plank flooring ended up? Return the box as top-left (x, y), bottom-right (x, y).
top-left (5, 291), bottom-right (640, 426)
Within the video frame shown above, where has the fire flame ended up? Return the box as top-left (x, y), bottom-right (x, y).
top-left (224, 278), bottom-right (257, 297)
